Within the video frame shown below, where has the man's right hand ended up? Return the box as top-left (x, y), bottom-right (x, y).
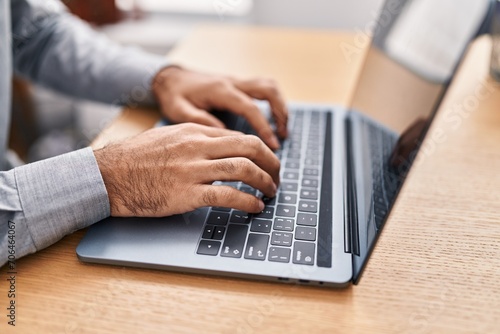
top-left (93, 123), bottom-right (280, 217)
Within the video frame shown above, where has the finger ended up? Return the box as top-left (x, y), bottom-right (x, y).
top-left (197, 185), bottom-right (265, 213)
top-left (205, 135), bottom-right (281, 186)
top-left (207, 86), bottom-right (281, 150)
top-left (202, 158), bottom-right (277, 198)
top-left (154, 121), bottom-right (243, 139)
top-left (168, 98), bottom-right (226, 129)
top-left (232, 78), bottom-right (289, 138)
top-left (176, 122), bottom-right (245, 138)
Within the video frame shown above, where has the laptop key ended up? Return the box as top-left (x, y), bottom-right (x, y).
top-left (278, 193), bottom-right (297, 204)
top-left (305, 159), bottom-right (319, 166)
top-left (297, 213), bottom-right (317, 226)
top-left (283, 171), bottom-right (299, 180)
top-left (213, 226), bottom-right (226, 240)
top-left (268, 247), bottom-right (291, 263)
top-left (271, 232), bottom-right (293, 247)
top-left (302, 179), bottom-right (319, 188)
top-left (240, 186), bottom-right (257, 196)
top-left (207, 212), bottom-right (230, 225)
top-left (197, 240), bottom-right (221, 256)
top-left (285, 161), bottom-right (300, 169)
top-left (250, 219), bottom-right (272, 233)
top-left (295, 226), bottom-right (316, 241)
top-left (254, 206), bottom-right (274, 219)
top-left (212, 207), bottom-right (231, 212)
top-left (263, 196), bottom-right (276, 206)
top-left (281, 182), bottom-right (298, 192)
top-left (300, 189), bottom-right (318, 200)
top-left (306, 152), bottom-right (321, 160)
top-left (276, 205), bottom-right (296, 218)
top-left (220, 224), bottom-right (248, 258)
top-left (244, 234), bottom-right (269, 260)
top-left (298, 200), bottom-right (318, 213)
top-left (292, 241), bottom-right (315, 265)
top-left (202, 225), bottom-right (215, 239)
top-left (230, 211), bottom-right (250, 224)
top-left (220, 181), bottom-right (240, 188)
top-left (273, 218), bottom-right (294, 231)
top-left (303, 168), bottom-right (319, 176)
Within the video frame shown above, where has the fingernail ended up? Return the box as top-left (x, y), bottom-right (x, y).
top-left (272, 183), bottom-right (278, 195)
top-left (258, 200), bottom-right (265, 211)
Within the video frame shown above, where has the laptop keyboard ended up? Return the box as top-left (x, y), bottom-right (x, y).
top-left (196, 109), bottom-right (332, 266)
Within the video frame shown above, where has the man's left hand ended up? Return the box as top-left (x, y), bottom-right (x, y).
top-left (152, 66), bottom-right (288, 150)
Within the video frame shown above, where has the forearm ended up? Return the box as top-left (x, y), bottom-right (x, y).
top-left (11, 0), bottom-right (169, 106)
top-left (0, 148), bottom-right (110, 267)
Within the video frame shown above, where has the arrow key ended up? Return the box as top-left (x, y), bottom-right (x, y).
top-left (197, 240), bottom-right (221, 256)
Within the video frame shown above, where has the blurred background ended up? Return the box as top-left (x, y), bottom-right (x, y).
top-left (11, 0), bottom-right (384, 163)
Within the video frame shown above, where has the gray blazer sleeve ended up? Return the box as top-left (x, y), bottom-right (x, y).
top-left (1, 0), bottom-right (171, 267)
top-left (0, 148), bottom-right (110, 267)
top-left (11, 0), bottom-right (170, 106)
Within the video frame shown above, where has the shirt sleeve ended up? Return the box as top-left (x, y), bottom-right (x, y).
top-left (0, 148), bottom-right (110, 267)
top-left (11, 0), bottom-right (169, 106)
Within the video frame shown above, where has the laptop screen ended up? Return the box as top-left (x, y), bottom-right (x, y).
top-left (350, 0), bottom-right (491, 282)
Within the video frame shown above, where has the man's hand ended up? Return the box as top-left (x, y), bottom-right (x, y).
top-left (94, 123), bottom-right (280, 217)
top-left (152, 67), bottom-right (288, 150)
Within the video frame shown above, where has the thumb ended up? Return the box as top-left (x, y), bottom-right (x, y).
top-left (188, 109), bottom-right (226, 129)
top-left (176, 99), bottom-right (226, 129)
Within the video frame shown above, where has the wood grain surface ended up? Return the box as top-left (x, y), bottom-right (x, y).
top-left (1, 25), bottom-right (499, 334)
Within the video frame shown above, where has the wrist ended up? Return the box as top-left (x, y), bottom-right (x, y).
top-left (94, 147), bottom-right (122, 217)
top-left (152, 65), bottom-right (183, 98)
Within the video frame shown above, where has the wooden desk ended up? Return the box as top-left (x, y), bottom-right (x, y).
top-left (2, 25), bottom-right (500, 333)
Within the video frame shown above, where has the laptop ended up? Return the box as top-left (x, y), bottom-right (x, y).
top-left (77, 0), bottom-right (491, 287)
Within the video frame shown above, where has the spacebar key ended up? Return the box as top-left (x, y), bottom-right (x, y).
top-left (220, 224), bottom-right (248, 258)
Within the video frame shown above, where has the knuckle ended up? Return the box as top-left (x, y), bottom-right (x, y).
top-left (261, 79), bottom-right (279, 94)
top-left (236, 158), bottom-right (254, 175)
top-left (220, 188), bottom-right (234, 203)
top-left (184, 122), bottom-right (201, 130)
top-left (201, 188), bottom-right (218, 206)
top-left (176, 122), bottom-right (194, 131)
top-left (176, 141), bottom-right (195, 155)
top-left (212, 78), bottom-right (231, 91)
top-left (183, 122), bottom-right (207, 135)
top-left (246, 134), bottom-right (263, 148)
top-left (245, 135), bottom-right (264, 158)
top-left (227, 135), bottom-right (245, 147)
top-left (214, 159), bottom-right (238, 175)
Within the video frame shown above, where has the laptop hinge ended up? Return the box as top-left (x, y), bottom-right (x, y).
top-left (344, 115), bottom-right (360, 256)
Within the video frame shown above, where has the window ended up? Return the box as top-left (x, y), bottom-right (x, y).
top-left (116, 0), bottom-right (253, 17)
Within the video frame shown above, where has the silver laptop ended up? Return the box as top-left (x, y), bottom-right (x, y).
top-left (77, 0), bottom-right (491, 287)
